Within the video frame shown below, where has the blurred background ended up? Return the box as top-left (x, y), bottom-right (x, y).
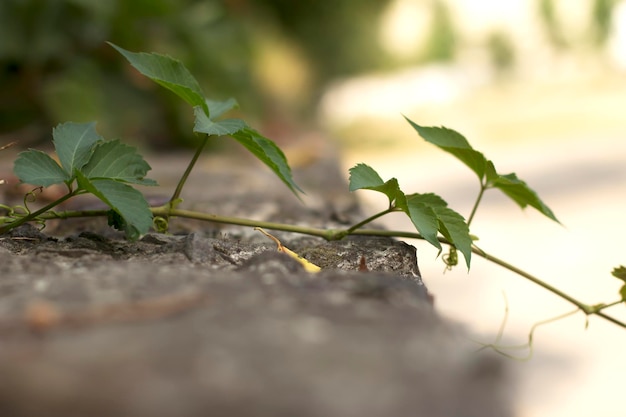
top-left (1, 1), bottom-right (626, 416)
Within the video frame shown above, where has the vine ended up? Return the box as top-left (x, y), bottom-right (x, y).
top-left (1, 43), bottom-right (624, 355)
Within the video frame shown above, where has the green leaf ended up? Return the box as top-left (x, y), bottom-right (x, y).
top-left (53, 121), bottom-right (102, 176)
top-left (230, 127), bottom-right (303, 197)
top-left (490, 173), bottom-right (560, 223)
top-left (406, 117), bottom-right (560, 224)
top-left (206, 98), bottom-right (239, 119)
top-left (435, 207), bottom-right (472, 268)
top-left (81, 140), bottom-right (157, 186)
top-left (348, 163), bottom-right (405, 206)
top-left (405, 117), bottom-right (488, 180)
top-left (349, 163), bottom-right (385, 189)
top-left (109, 42), bottom-right (209, 117)
top-left (13, 149), bottom-right (70, 186)
top-left (612, 265), bottom-right (626, 282)
top-left (405, 199), bottom-right (440, 251)
top-left (76, 171), bottom-right (152, 239)
top-left (484, 160), bottom-right (498, 183)
top-left (193, 106), bottom-right (247, 136)
top-left (407, 193), bottom-right (472, 268)
top-left (348, 162), bottom-right (472, 267)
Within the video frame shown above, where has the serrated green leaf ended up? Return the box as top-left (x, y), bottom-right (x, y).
top-left (76, 171), bottom-right (152, 239)
top-left (407, 193), bottom-right (472, 268)
top-left (193, 106), bottom-right (247, 136)
top-left (490, 173), bottom-right (560, 223)
top-left (620, 284), bottom-right (626, 302)
top-left (405, 117), bottom-right (488, 180)
top-left (206, 98), bottom-right (239, 119)
top-left (406, 117), bottom-right (560, 225)
top-left (109, 43), bottom-right (209, 117)
top-left (53, 121), bottom-right (102, 176)
top-left (348, 164), bottom-right (405, 206)
top-left (81, 140), bottom-right (157, 186)
top-left (612, 265), bottom-right (626, 282)
top-left (230, 127), bottom-right (303, 198)
top-left (13, 149), bottom-right (70, 186)
top-left (349, 163), bottom-right (385, 189)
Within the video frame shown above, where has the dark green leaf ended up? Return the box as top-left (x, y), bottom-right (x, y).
top-left (13, 149), bottom-right (69, 186)
top-left (109, 43), bottom-right (209, 117)
top-left (405, 199), bottom-right (440, 251)
top-left (620, 284), bottom-right (626, 303)
top-left (485, 160), bottom-right (498, 183)
top-left (230, 128), bottom-right (303, 198)
top-left (490, 173), bottom-right (560, 223)
top-left (81, 140), bottom-right (157, 186)
top-left (405, 117), bottom-right (488, 180)
top-left (348, 164), bottom-right (405, 206)
top-left (76, 171), bottom-right (152, 239)
top-left (53, 121), bottom-right (102, 176)
top-left (435, 207), bottom-right (472, 268)
top-left (612, 265), bottom-right (626, 282)
top-left (407, 193), bottom-right (472, 268)
top-left (406, 117), bottom-right (560, 224)
top-left (193, 106), bottom-right (247, 136)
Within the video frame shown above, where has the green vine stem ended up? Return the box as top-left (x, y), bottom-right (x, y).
top-left (343, 206), bottom-right (397, 235)
top-left (167, 134), bottom-right (211, 210)
top-left (5, 206), bottom-right (624, 329)
top-left (467, 180), bottom-right (487, 226)
top-left (0, 191), bottom-right (78, 234)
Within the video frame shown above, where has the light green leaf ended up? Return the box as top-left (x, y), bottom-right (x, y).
top-left (405, 117), bottom-right (488, 180)
top-left (76, 171), bottom-right (152, 239)
top-left (53, 121), bottom-right (102, 176)
top-left (348, 163), bottom-right (405, 206)
top-left (349, 163), bottom-right (385, 189)
top-left (109, 42), bottom-right (209, 117)
top-left (193, 106), bottom-right (247, 136)
top-left (490, 173), bottom-right (560, 223)
top-left (230, 127), bottom-right (303, 198)
top-left (206, 98), bottom-right (239, 119)
top-left (407, 193), bottom-right (472, 268)
top-left (81, 140), bottom-right (157, 186)
top-left (13, 149), bottom-right (70, 186)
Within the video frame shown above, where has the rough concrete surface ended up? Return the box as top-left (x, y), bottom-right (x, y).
top-left (0, 148), bottom-right (513, 416)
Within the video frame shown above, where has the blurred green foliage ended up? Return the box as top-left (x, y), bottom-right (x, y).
top-left (421, 0), bottom-right (457, 62)
top-left (0, 0), bottom-right (258, 147)
top-left (538, 0), bottom-right (618, 50)
top-left (590, 0), bottom-right (618, 45)
top-left (0, 0), bottom-right (394, 148)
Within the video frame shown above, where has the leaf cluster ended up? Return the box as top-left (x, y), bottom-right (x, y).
top-left (349, 163), bottom-right (472, 268)
top-left (13, 122), bottom-right (155, 239)
top-left (110, 43), bottom-right (302, 197)
top-left (405, 119), bottom-right (559, 223)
